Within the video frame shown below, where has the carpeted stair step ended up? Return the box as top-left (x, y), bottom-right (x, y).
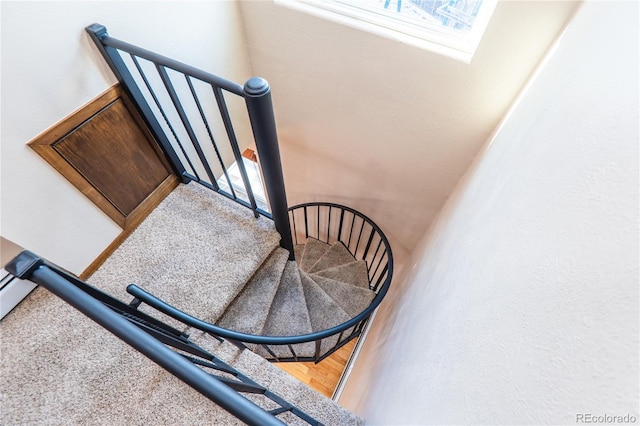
top-left (308, 241), bottom-right (356, 273)
top-left (309, 275), bottom-right (375, 318)
top-left (259, 262), bottom-right (315, 358)
top-left (88, 183), bottom-right (281, 326)
top-left (299, 270), bottom-right (351, 331)
top-left (298, 238), bottom-right (330, 272)
top-left (193, 332), bottom-right (364, 425)
top-left (299, 270), bottom-right (353, 356)
top-left (1, 288), bottom-right (362, 425)
top-left (0, 290), bottom-right (246, 425)
top-left (215, 247), bottom-right (290, 334)
top-left (313, 260), bottom-right (370, 289)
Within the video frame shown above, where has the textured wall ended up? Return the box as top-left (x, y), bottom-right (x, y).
top-left (239, 0), bottom-right (579, 259)
top-left (341, 1), bottom-right (639, 423)
top-left (1, 1), bottom-right (252, 273)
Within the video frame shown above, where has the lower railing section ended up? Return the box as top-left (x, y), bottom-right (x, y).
top-left (4, 251), bottom-right (321, 426)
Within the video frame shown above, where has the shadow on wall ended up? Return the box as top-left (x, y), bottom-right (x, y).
top-left (279, 136), bottom-right (440, 263)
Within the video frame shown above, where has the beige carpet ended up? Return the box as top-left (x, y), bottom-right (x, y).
top-left (1, 183), bottom-right (368, 425)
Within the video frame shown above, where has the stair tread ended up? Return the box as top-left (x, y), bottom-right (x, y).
top-left (192, 333), bottom-right (364, 425)
top-left (261, 262), bottom-right (314, 337)
top-left (309, 241), bottom-right (356, 273)
top-left (309, 274), bottom-right (375, 318)
top-left (299, 238), bottom-right (331, 272)
top-left (299, 270), bottom-right (351, 331)
top-left (313, 260), bottom-right (370, 289)
top-left (259, 262), bottom-right (315, 359)
top-left (216, 248), bottom-right (290, 334)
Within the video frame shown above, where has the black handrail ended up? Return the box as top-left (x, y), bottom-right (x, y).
top-left (99, 32), bottom-right (244, 95)
top-left (5, 251), bottom-right (285, 426)
top-left (85, 24), bottom-right (294, 258)
top-left (127, 202), bottom-right (393, 362)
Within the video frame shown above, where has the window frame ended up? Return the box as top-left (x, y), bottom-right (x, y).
top-left (275, 0), bottom-right (498, 63)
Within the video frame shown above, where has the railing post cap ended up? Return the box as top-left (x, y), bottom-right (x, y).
top-left (244, 77), bottom-right (270, 96)
top-left (4, 250), bottom-right (43, 279)
top-left (85, 23), bottom-right (108, 37)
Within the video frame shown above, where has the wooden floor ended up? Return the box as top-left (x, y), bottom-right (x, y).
top-left (274, 339), bottom-right (357, 398)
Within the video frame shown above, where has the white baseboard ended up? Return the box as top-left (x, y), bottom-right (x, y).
top-left (332, 307), bottom-right (380, 401)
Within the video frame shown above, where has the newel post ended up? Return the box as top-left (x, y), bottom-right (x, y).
top-left (243, 78), bottom-right (295, 260)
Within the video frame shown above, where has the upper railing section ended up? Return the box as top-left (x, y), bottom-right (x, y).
top-left (85, 24), bottom-right (294, 258)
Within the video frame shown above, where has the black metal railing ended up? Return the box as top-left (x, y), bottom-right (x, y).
top-left (82, 25), bottom-right (393, 362)
top-left (86, 24), bottom-right (294, 258)
top-left (4, 250), bottom-right (323, 426)
top-left (123, 203), bottom-right (393, 363)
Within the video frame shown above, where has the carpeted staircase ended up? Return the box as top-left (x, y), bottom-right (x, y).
top-left (217, 238), bottom-right (374, 359)
top-left (0, 182), bottom-right (372, 425)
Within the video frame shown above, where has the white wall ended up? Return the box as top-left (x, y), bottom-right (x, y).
top-left (341, 1), bottom-right (639, 423)
top-left (239, 0), bottom-right (579, 259)
top-left (0, 1), bottom-right (252, 273)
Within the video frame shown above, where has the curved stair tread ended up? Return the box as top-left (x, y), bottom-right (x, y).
top-left (259, 262), bottom-right (315, 359)
top-left (298, 238), bottom-right (331, 272)
top-left (299, 270), bottom-right (350, 331)
top-left (309, 274), bottom-right (375, 318)
top-left (308, 241), bottom-right (356, 273)
top-left (313, 260), bottom-right (370, 289)
top-left (215, 248), bottom-right (290, 334)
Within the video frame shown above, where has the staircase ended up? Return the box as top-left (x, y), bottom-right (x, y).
top-left (88, 182), bottom-right (386, 363)
top-left (0, 183), bottom-right (382, 424)
top-left (217, 239), bottom-right (375, 359)
top-left (0, 24), bottom-right (394, 424)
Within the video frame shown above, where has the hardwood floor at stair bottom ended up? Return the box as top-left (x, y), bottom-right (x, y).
top-left (274, 339), bottom-right (357, 398)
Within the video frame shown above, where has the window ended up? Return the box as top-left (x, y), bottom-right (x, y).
top-left (276, 0), bottom-right (497, 63)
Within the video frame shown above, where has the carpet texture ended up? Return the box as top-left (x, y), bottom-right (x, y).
top-left (299, 270), bottom-right (351, 332)
top-left (216, 247), bottom-right (290, 335)
top-left (88, 183), bottom-right (280, 325)
top-left (193, 332), bottom-right (364, 426)
top-left (298, 238), bottom-right (330, 271)
top-left (308, 242), bottom-right (356, 273)
top-left (0, 288), bottom-right (243, 425)
top-left (314, 260), bottom-right (370, 289)
top-left (311, 275), bottom-right (375, 318)
top-left (259, 262), bottom-right (315, 358)
top-left (1, 182), bottom-right (375, 425)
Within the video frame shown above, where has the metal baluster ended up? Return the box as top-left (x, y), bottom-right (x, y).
top-left (354, 219), bottom-right (366, 257)
top-left (185, 75), bottom-right (236, 197)
top-left (156, 65), bottom-right (219, 188)
top-left (373, 264), bottom-right (389, 292)
top-left (129, 55), bottom-right (199, 180)
top-left (327, 206), bottom-right (332, 245)
top-left (85, 24), bottom-right (188, 182)
top-left (213, 86), bottom-right (259, 215)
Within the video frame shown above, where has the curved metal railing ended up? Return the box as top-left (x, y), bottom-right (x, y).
top-left (85, 24), bottom-right (392, 363)
top-left (128, 202), bottom-right (393, 363)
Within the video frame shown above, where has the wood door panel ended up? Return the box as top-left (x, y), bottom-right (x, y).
top-left (28, 84), bottom-right (178, 228)
top-left (53, 99), bottom-right (169, 216)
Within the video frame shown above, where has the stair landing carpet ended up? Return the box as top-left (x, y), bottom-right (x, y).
top-left (88, 182), bottom-right (281, 326)
top-left (1, 182), bottom-right (369, 424)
